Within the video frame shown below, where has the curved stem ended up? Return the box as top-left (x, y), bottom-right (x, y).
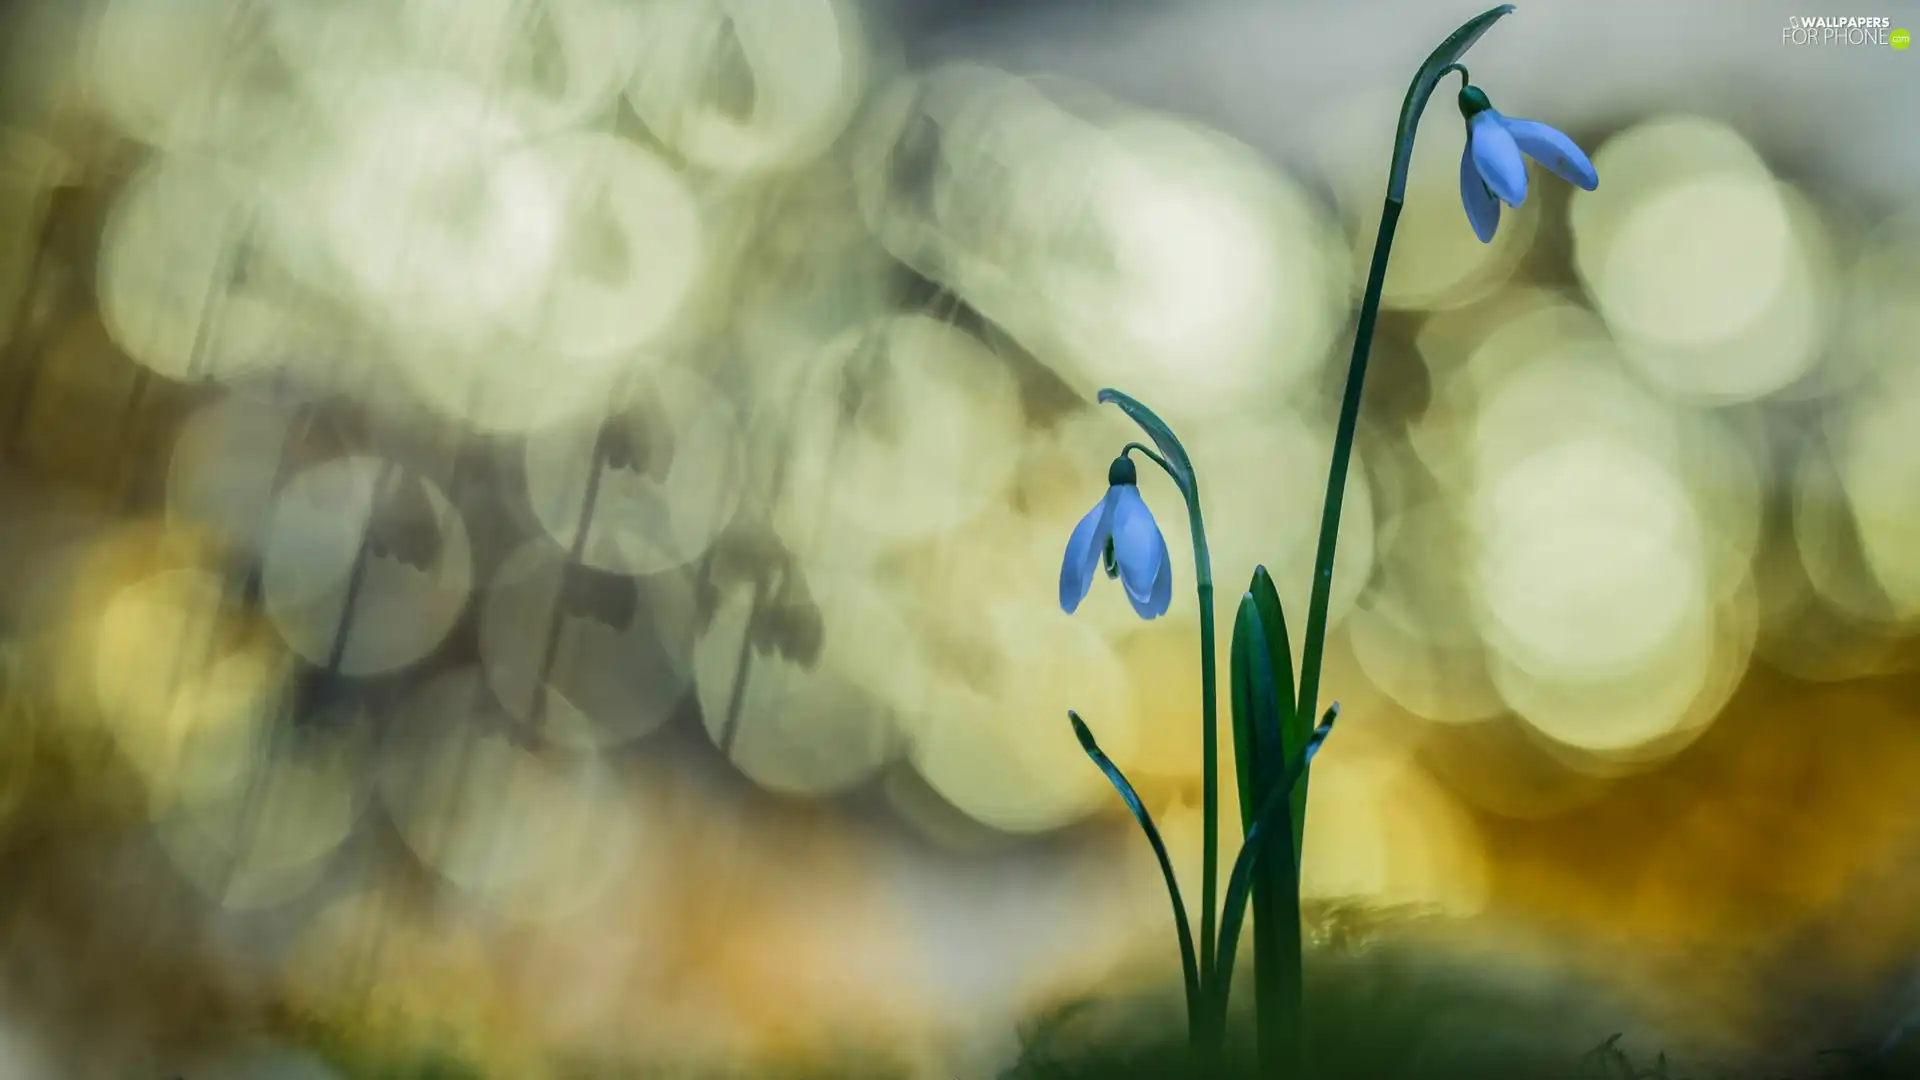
top-left (1194, 511), bottom-right (1218, 998)
top-left (1294, 196), bottom-right (1400, 740)
top-left (1121, 441), bottom-right (1173, 478)
top-left (1296, 2), bottom-right (1515, 737)
top-left (1128, 441), bottom-right (1220, 998)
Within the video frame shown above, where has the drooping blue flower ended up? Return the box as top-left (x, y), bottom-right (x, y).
top-left (1059, 454), bottom-right (1173, 620)
top-left (1457, 83), bottom-right (1598, 243)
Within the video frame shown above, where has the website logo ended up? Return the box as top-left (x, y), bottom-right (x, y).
top-left (1782, 15), bottom-right (1902, 45)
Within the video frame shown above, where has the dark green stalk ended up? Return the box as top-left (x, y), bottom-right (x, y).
top-left (1129, 451), bottom-right (1219, 996)
top-left (1294, 3), bottom-right (1516, 735)
top-left (1101, 393), bottom-right (1220, 1039)
top-left (1292, 196), bottom-right (1400, 733)
top-left (1194, 525), bottom-right (1218, 994)
top-left (1213, 703), bottom-right (1341, 1033)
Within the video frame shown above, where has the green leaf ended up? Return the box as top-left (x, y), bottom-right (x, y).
top-left (1214, 703), bottom-right (1342, 1031)
top-left (1386, 4), bottom-right (1517, 204)
top-left (1097, 388), bottom-right (1196, 498)
top-left (1227, 590), bottom-right (1288, 843)
top-left (1229, 592), bottom-right (1304, 1074)
top-left (1068, 710), bottom-right (1203, 1041)
top-left (1228, 593), bottom-right (1264, 835)
top-left (1240, 567), bottom-right (1307, 1077)
top-left (1247, 566), bottom-right (1305, 860)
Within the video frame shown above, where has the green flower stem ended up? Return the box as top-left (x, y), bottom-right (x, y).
top-left (1197, 559), bottom-right (1218, 995)
top-left (1120, 441), bottom-right (1172, 476)
top-left (1295, 3), bottom-right (1516, 737)
top-left (1293, 195), bottom-right (1400, 741)
top-left (1122, 439), bottom-right (1221, 1000)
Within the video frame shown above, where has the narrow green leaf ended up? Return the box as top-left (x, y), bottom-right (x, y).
top-left (1228, 591), bottom-right (1305, 1068)
top-left (1240, 568), bottom-right (1304, 1077)
top-left (1228, 593), bottom-right (1265, 835)
top-left (1214, 703), bottom-right (1342, 1028)
top-left (1386, 5), bottom-right (1518, 203)
top-left (1247, 565), bottom-right (1305, 860)
top-left (1226, 778), bottom-right (1304, 1072)
top-left (1238, 600), bottom-right (1284, 843)
top-left (1096, 388), bottom-right (1196, 498)
top-left (1068, 710), bottom-right (1203, 1040)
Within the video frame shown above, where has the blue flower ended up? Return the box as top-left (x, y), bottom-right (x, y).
top-left (1059, 454), bottom-right (1173, 619)
top-left (1457, 83), bottom-right (1598, 243)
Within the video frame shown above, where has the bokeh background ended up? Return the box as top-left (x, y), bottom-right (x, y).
top-left (0, 0), bottom-right (1916, 1076)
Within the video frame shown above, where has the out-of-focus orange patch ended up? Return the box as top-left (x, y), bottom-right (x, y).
top-left (281, 880), bottom-right (549, 1079)
top-left (275, 772), bottom-right (941, 1078)
top-left (1471, 666), bottom-right (1920, 1033)
top-left (627, 795), bottom-right (933, 1070)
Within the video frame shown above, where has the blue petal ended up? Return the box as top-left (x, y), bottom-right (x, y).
top-left (1109, 486), bottom-right (1166, 610)
top-left (1501, 117), bottom-right (1598, 191)
top-left (1140, 530), bottom-right (1174, 618)
top-left (1059, 489), bottom-right (1117, 614)
top-left (1469, 111), bottom-right (1527, 207)
top-left (1459, 140), bottom-right (1501, 243)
